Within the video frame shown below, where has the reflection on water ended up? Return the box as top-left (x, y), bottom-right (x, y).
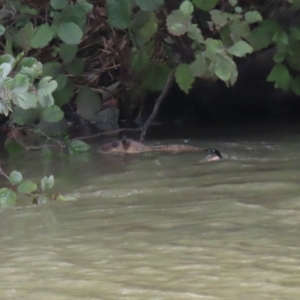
top-left (1, 128), bottom-right (300, 299)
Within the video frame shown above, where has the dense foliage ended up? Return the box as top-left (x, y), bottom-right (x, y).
top-left (0, 0), bottom-right (300, 127)
top-left (0, 169), bottom-right (55, 205)
top-left (1, 0), bottom-right (300, 203)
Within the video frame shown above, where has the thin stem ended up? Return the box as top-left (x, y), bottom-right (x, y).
top-left (0, 165), bottom-right (11, 182)
top-left (140, 66), bottom-right (177, 142)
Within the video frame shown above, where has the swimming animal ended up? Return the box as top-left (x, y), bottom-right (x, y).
top-left (100, 139), bottom-right (222, 161)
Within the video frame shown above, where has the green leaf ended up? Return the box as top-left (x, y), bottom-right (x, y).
top-left (41, 175), bottom-right (55, 191)
top-left (130, 11), bottom-right (157, 47)
top-left (219, 24), bottom-right (232, 46)
top-left (66, 57), bottom-right (84, 76)
top-left (4, 139), bottom-right (25, 153)
top-left (38, 76), bottom-right (57, 96)
top-left (19, 5), bottom-right (38, 15)
top-left (15, 52), bottom-right (25, 65)
top-left (76, 86), bottom-right (101, 121)
top-left (38, 94), bottom-right (55, 109)
top-left (142, 63), bottom-right (171, 91)
top-left (290, 27), bottom-right (300, 41)
top-left (235, 6), bottom-right (242, 13)
top-left (286, 44), bottom-right (300, 71)
top-left (272, 29), bottom-right (288, 45)
top-left (14, 17), bottom-right (27, 27)
top-left (77, 0), bottom-right (93, 13)
top-left (292, 0), bottom-right (300, 10)
top-left (59, 43), bottom-right (78, 64)
top-left (69, 140), bottom-right (91, 154)
top-left (230, 20), bottom-right (250, 41)
top-left (0, 62), bottom-right (12, 79)
top-left (57, 22), bottom-right (83, 45)
top-left (42, 105), bottom-right (64, 122)
top-left (19, 58), bottom-right (43, 80)
top-left (0, 25), bottom-right (5, 36)
top-left (273, 52), bottom-right (285, 63)
top-left (214, 55), bottom-right (236, 82)
top-left (135, 0), bottom-right (163, 11)
top-left (187, 24), bottom-right (204, 43)
top-left (10, 107), bottom-right (38, 126)
top-left (11, 74), bottom-right (30, 94)
top-left (9, 171), bottom-right (23, 185)
top-left (50, 0), bottom-right (68, 10)
top-left (14, 22), bottom-right (35, 52)
top-left (31, 24), bottom-right (54, 49)
top-left (0, 54), bottom-right (15, 65)
top-left (267, 63), bottom-right (291, 90)
top-left (131, 51), bottom-right (150, 74)
top-left (166, 10), bottom-right (191, 36)
top-left (17, 180), bottom-right (37, 194)
top-left (227, 41), bottom-right (253, 57)
top-left (291, 76), bottom-right (300, 95)
top-left (204, 38), bottom-right (226, 60)
top-left (192, 0), bottom-right (218, 11)
top-left (42, 62), bottom-right (63, 78)
top-left (244, 11), bottom-right (262, 24)
top-left (38, 77), bottom-right (58, 107)
top-left (280, 44), bottom-right (291, 55)
top-left (38, 76), bottom-right (58, 95)
top-left (53, 78), bottom-right (74, 106)
top-left (0, 101), bottom-right (11, 117)
top-left (180, 0), bottom-right (194, 16)
top-left (0, 188), bottom-right (17, 205)
top-left (107, 0), bottom-right (131, 29)
top-left (18, 57), bottom-right (38, 69)
top-left (175, 63), bottom-right (195, 94)
top-left (210, 10), bottom-right (229, 27)
top-left (229, 64), bottom-right (238, 86)
top-left (190, 53), bottom-right (207, 77)
top-left (11, 92), bottom-right (38, 110)
top-left (52, 2), bottom-right (89, 28)
top-left (55, 74), bottom-right (67, 91)
top-left (229, 0), bottom-right (237, 6)
top-left (3, 77), bottom-right (13, 90)
top-left (247, 20), bottom-right (278, 51)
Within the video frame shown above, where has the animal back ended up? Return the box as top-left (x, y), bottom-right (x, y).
top-left (150, 144), bottom-right (200, 152)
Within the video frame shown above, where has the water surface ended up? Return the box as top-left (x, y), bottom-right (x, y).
top-left (1, 125), bottom-right (300, 299)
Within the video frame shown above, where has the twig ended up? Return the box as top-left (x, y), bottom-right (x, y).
top-left (8, 128), bottom-right (66, 152)
top-left (0, 165), bottom-right (10, 182)
top-left (72, 127), bottom-right (141, 141)
top-left (140, 66), bottom-right (177, 142)
top-left (37, 129), bottom-right (65, 149)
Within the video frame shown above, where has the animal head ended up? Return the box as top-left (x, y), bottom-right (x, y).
top-left (204, 148), bottom-right (222, 160)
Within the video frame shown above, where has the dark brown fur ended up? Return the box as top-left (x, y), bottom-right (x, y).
top-left (100, 139), bottom-right (222, 160)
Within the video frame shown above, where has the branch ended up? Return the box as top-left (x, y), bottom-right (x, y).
top-left (140, 66), bottom-right (177, 142)
top-left (0, 165), bottom-right (10, 182)
top-left (72, 127), bottom-right (141, 141)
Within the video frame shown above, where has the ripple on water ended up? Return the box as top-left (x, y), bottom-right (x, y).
top-left (1, 139), bottom-right (300, 299)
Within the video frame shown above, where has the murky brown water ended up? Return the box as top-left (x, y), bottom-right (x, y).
top-left (1, 126), bottom-right (300, 299)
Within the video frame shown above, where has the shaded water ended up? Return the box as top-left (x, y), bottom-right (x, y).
top-left (1, 125), bottom-right (300, 299)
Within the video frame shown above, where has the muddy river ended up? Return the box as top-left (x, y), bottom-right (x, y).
top-left (0, 123), bottom-right (300, 299)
